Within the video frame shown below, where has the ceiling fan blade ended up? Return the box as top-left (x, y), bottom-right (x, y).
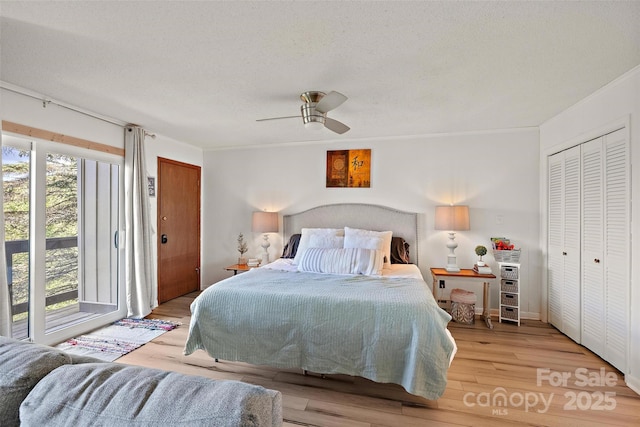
top-left (256, 115), bottom-right (299, 122)
top-left (324, 117), bottom-right (350, 134)
top-left (315, 91), bottom-right (347, 114)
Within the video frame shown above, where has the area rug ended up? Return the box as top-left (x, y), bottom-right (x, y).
top-left (55, 318), bottom-right (179, 362)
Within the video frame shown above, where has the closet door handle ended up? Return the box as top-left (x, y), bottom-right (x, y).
top-left (594, 258), bottom-right (600, 264)
top-left (562, 251), bottom-right (567, 256)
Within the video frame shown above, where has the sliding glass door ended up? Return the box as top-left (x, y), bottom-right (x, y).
top-left (3, 133), bottom-right (125, 343)
top-left (2, 136), bottom-right (31, 339)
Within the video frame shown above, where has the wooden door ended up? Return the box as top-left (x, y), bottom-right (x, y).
top-left (157, 158), bottom-right (201, 303)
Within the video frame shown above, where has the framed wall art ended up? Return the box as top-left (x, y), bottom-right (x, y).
top-left (147, 176), bottom-right (156, 197)
top-left (326, 149), bottom-right (371, 188)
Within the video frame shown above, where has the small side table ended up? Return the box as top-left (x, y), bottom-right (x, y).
top-left (430, 268), bottom-right (496, 329)
top-left (224, 264), bottom-right (252, 275)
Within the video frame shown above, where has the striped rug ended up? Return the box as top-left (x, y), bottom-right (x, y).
top-left (55, 318), bottom-right (179, 362)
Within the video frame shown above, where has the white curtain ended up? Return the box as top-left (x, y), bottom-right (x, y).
top-left (124, 126), bottom-right (157, 318)
top-left (0, 131), bottom-right (11, 336)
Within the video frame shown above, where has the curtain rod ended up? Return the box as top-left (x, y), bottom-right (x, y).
top-left (126, 126), bottom-right (156, 139)
top-left (1, 82), bottom-right (128, 128)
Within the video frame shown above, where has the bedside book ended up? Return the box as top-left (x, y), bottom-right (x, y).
top-left (473, 264), bottom-right (492, 274)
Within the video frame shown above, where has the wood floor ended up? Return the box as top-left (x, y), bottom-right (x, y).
top-left (118, 292), bottom-right (640, 426)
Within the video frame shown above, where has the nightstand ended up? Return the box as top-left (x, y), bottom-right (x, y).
top-left (224, 264), bottom-right (252, 275)
top-left (430, 268), bottom-right (496, 329)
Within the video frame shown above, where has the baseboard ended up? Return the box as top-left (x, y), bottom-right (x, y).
top-left (521, 311), bottom-right (541, 320)
top-left (625, 374), bottom-right (640, 396)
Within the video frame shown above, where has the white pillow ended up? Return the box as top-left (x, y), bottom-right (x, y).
top-left (297, 247), bottom-right (384, 276)
top-left (308, 233), bottom-right (344, 249)
top-left (292, 228), bottom-right (344, 265)
top-left (343, 235), bottom-right (384, 252)
top-left (344, 227), bottom-right (393, 268)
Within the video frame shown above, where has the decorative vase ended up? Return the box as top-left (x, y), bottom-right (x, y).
top-left (477, 260), bottom-right (485, 267)
top-left (238, 257), bottom-right (247, 265)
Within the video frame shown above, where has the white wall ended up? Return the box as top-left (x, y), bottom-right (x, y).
top-left (202, 128), bottom-right (541, 319)
top-left (1, 89), bottom-right (123, 148)
top-left (539, 65), bottom-right (640, 392)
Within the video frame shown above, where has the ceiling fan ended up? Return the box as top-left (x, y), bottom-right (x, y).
top-left (257, 91), bottom-right (350, 134)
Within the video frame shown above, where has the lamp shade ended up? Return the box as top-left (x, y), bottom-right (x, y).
top-left (434, 205), bottom-right (470, 231)
top-left (252, 211), bottom-right (279, 233)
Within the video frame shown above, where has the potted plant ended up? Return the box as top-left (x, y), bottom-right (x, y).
top-left (237, 233), bottom-right (248, 265)
top-left (475, 245), bottom-right (488, 266)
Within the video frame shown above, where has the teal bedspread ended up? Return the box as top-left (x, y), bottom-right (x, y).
top-left (184, 268), bottom-right (455, 399)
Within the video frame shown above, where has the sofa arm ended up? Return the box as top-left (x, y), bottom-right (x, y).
top-left (20, 363), bottom-right (283, 427)
top-left (0, 337), bottom-right (72, 427)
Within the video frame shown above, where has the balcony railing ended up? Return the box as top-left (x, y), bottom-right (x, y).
top-left (5, 237), bottom-right (78, 316)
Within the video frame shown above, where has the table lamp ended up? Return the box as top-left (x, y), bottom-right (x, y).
top-left (252, 211), bottom-right (279, 263)
top-left (434, 205), bottom-right (470, 272)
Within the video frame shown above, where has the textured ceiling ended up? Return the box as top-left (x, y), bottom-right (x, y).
top-left (1, 1), bottom-right (639, 150)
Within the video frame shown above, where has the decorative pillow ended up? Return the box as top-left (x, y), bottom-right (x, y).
top-left (292, 228), bottom-right (344, 265)
top-left (343, 227), bottom-right (393, 268)
top-left (343, 235), bottom-right (384, 252)
top-left (308, 233), bottom-right (344, 249)
top-left (390, 236), bottom-right (410, 264)
top-left (297, 247), bottom-right (384, 276)
top-left (281, 233), bottom-right (301, 258)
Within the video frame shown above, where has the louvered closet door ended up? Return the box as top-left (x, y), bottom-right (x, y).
top-left (548, 146), bottom-right (581, 342)
top-left (602, 128), bottom-right (629, 372)
top-left (548, 153), bottom-right (564, 328)
top-left (562, 147), bottom-right (582, 342)
top-left (581, 138), bottom-right (604, 356)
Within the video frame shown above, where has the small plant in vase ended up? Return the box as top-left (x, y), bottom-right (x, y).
top-left (237, 233), bottom-right (248, 265)
top-left (475, 245), bottom-right (488, 266)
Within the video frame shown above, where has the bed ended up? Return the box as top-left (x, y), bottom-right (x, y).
top-left (184, 204), bottom-right (456, 400)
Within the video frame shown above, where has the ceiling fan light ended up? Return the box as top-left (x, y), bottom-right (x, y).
top-left (304, 120), bottom-right (324, 130)
top-left (301, 103), bottom-right (326, 130)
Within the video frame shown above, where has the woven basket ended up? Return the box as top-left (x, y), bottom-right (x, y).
top-left (501, 279), bottom-right (519, 293)
top-left (500, 265), bottom-right (519, 280)
top-left (493, 249), bottom-right (521, 262)
top-left (500, 292), bottom-right (519, 306)
top-left (501, 306), bottom-right (519, 321)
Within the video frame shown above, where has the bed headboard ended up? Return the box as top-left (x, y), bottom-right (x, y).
top-left (283, 203), bottom-right (419, 265)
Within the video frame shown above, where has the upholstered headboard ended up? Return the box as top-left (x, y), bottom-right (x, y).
top-left (283, 203), bottom-right (418, 265)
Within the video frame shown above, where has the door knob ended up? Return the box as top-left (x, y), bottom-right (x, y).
top-left (562, 251), bottom-right (567, 256)
top-left (594, 258), bottom-right (600, 263)
top-left (161, 234), bottom-right (168, 244)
